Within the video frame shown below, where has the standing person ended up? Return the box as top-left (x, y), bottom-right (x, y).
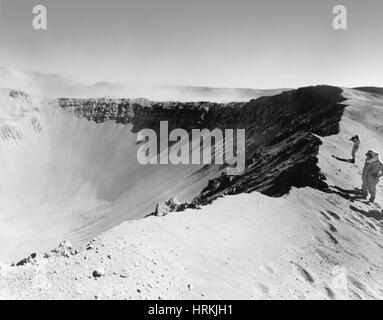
top-left (361, 150), bottom-right (383, 203)
top-left (350, 135), bottom-right (360, 163)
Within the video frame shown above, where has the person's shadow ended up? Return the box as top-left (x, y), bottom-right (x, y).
top-left (349, 205), bottom-right (383, 221)
top-left (331, 155), bottom-right (353, 163)
top-left (330, 186), bottom-right (365, 202)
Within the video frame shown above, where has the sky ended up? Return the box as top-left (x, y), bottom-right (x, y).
top-left (0, 0), bottom-right (382, 89)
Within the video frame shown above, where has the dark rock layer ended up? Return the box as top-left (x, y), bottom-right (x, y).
top-left (57, 85), bottom-right (347, 206)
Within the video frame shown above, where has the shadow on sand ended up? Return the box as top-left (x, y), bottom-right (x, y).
top-left (330, 186), bottom-right (383, 221)
top-left (331, 155), bottom-right (353, 163)
top-left (330, 186), bottom-right (365, 202)
top-left (349, 205), bottom-right (383, 221)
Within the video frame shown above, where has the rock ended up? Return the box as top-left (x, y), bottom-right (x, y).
top-left (59, 240), bottom-right (72, 250)
top-left (93, 268), bottom-right (105, 278)
top-left (16, 252), bottom-right (42, 266)
top-left (51, 241), bottom-right (76, 258)
top-left (151, 198), bottom-right (181, 217)
top-left (16, 257), bottom-right (30, 266)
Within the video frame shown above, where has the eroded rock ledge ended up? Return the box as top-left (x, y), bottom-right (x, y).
top-left (57, 86), bottom-right (347, 204)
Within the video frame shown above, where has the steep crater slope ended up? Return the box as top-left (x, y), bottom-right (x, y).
top-left (58, 86), bottom-right (347, 207)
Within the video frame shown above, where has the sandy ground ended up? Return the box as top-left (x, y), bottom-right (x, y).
top-left (1, 88), bottom-right (383, 300)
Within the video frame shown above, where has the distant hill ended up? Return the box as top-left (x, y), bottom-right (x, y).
top-left (0, 67), bottom-right (287, 102)
top-left (353, 86), bottom-right (383, 96)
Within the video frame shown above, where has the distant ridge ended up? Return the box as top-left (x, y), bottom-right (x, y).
top-left (353, 86), bottom-right (383, 96)
top-left (0, 67), bottom-right (287, 102)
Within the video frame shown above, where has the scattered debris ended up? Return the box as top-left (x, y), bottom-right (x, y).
top-left (51, 241), bottom-right (77, 258)
top-left (150, 198), bottom-right (181, 217)
top-left (15, 240), bottom-right (77, 267)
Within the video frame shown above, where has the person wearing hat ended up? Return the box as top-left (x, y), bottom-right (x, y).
top-left (361, 150), bottom-right (383, 203)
